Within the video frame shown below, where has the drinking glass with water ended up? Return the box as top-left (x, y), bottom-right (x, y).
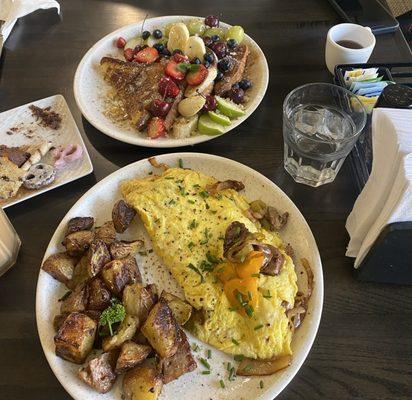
top-left (283, 83), bottom-right (367, 187)
top-left (0, 208), bottom-right (21, 277)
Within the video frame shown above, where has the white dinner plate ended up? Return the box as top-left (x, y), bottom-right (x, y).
top-left (74, 16), bottom-right (269, 147)
top-left (36, 153), bottom-right (323, 400)
top-left (0, 95), bottom-right (93, 208)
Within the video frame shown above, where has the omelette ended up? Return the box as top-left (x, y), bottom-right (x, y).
top-left (121, 167), bottom-right (298, 360)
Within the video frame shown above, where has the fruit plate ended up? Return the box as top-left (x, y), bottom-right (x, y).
top-left (73, 16), bottom-right (269, 148)
top-left (36, 153), bottom-right (323, 400)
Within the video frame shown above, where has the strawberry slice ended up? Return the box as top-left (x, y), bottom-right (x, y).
top-left (158, 76), bottom-right (180, 98)
top-left (173, 53), bottom-right (189, 63)
top-left (165, 60), bottom-right (186, 81)
top-left (147, 117), bottom-right (166, 139)
top-left (124, 48), bottom-right (134, 62)
top-left (186, 64), bottom-right (208, 86)
top-left (134, 47), bottom-right (159, 63)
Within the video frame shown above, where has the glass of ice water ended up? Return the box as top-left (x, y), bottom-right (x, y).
top-left (283, 83), bottom-right (367, 187)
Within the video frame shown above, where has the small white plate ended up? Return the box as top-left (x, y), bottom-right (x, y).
top-left (36, 153), bottom-right (323, 400)
top-left (74, 16), bottom-right (269, 148)
top-left (0, 95), bottom-right (93, 208)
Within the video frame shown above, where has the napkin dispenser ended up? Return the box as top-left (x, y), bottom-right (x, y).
top-left (334, 63), bottom-right (412, 285)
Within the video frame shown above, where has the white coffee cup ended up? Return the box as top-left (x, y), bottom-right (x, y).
top-left (325, 23), bottom-right (376, 74)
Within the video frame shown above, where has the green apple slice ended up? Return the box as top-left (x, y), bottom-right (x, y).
top-left (208, 111), bottom-right (231, 126)
top-left (198, 114), bottom-right (225, 135)
top-left (215, 96), bottom-right (246, 118)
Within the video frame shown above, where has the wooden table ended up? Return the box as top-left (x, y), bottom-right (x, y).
top-left (0, 1), bottom-right (411, 399)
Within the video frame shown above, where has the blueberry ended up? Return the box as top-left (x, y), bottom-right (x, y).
top-left (238, 79), bottom-right (252, 90)
top-left (227, 38), bottom-right (237, 49)
top-left (142, 30), bottom-right (150, 40)
top-left (192, 57), bottom-right (201, 65)
top-left (204, 52), bottom-right (214, 63)
top-left (153, 43), bottom-right (165, 53)
top-left (215, 71), bottom-right (224, 81)
top-left (211, 35), bottom-right (220, 43)
top-left (153, 29), bottom-right (163, 39)
top-left (232, 83), bottom-right (240, 90)
top-left (162, 48), bottom-right (171, 56)
top-left (172, 49), bottom-right (183, 55)
top-left (218, 57), bottom-right (232, 72)
top-left (204, 61), bottom-right (210, 68)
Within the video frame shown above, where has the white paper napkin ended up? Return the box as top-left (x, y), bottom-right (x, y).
top-left (0, 0), bottom-right (60, 42)
top-left (346, 108), bottom-right (412, 259)
top-left (354, 153), bottom-right (412, 267)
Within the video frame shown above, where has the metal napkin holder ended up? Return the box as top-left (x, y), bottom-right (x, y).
top-left (334, 62), bottom-right (412, 285)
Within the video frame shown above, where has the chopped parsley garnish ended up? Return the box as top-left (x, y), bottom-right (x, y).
top-left (139, 251), bottom-right (148, 256)
top-left (248, 291), bottom-right (252, 301)
top-left (178, 185), bottom-right (186, 195)
top-left (168, 199), bottom-right (176, 205)
top-left (219, 380), bottom-right (225, 389)
top-left (188, 242), bottom-right (195, 251)
top-left (205, 202), bottom-right (210, 209)
top-left (188, 219), bottom-right (198, 229)
top-left (99, 298), bottom-right (125, 336)
top-left (262, 290), bottom-right (272, 299)
top-left (193, 184), bottom-right (201, 189)
top-left (206, 251), bottom-right (220, 264)
top-left (165, 176), bottom-right (174, 180)
top-left (231, 338), bottom-right (240, 346)
top-left (259, 380), bottom-right (264, 389)
top-left (227, 362), bottom-right (232, 371)
top-left (201, 370), bottom-right (211, 375)
top-left (243, 364), bottom-right (253, 372)
top-left (236, 291), bottom-right (247, 307)
top-left (191, 343), bottom-right (200, 352)
top-left (178, 158), bottom-right (184, 168)
top-left (234, 354), bottom-right (244, 362)
top-left (200, 358), bottom-right (211, 369)
top-left (199, 227), bottom-right (211, 245)
top-left (188, 199), bottom-right (195, 204)
top-left (187, 263), bottom-right (204, 283)
top-left (251, 273), bottom-right (261, 278)
top-left (228, 367), bottom-right (236, 381)
top-left (229, 306), bottom-right (238, 312)
top-left (216, 193), bottom-right (223, 200)
top-left (200, 260), bottom-right (214, 272)
top-left (199, 190), bottom-right (209, 198)
top-left (245, 304), bottom-right (254, 317)
top-left (207, 349), bottom-right (212, 359)
top-left (254, 324), bottom-right (264, 331)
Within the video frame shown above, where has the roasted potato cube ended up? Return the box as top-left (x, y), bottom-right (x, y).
top-left (53, 313), bottom-right (69, 332)
top-left (123, 283), bottom-right (157, 322)
top-left (141, 299), bottom-right (178, 358)
top-left (42, 252), bottom-right (77, 285)
top-left (94, 221), bottom-right (116, 245)
top-left (67, 216), bottom-right (94, 235)
top-left (160, 291), bottom-right (192, 326)
top-left (63, 230), bottom-right (94, 256)
top-left (54, 312), bottom-right (97, 364)
top-left (123, 361), bottom-right (163, 400)
top-left (78, 350), bottom-right (118, 393)
top-left (115, 341), bottom-right (152, 374)
top-left (112, 200), bottom-right (136, 233)
top-left (60, 283), bottom-right (89, 314)
top-left (102, 257), bottom-right (142, 296)
top-left (159, 327), bottom-right (196, 383)
top-left (102, 314), bottom-right (139, 351)
top-left (236, 355), bottom-right (292, 376)
top-left (109, 240), bottom-right (143, 260)
top-left (68, 239), bottom-right (111, 289)
top-left (87, 278), bottom-right (111, 311)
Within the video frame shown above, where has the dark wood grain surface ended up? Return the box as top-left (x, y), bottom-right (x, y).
top-left (0, 1), bottom-right (411, 399)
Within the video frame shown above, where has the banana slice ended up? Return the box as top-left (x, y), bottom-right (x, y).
top-left (184, 36), bottom-right (206, 61)
top-left (167, 23), bottom-right (190, 52)
top-left (178, 95), bottom-right (206, 117)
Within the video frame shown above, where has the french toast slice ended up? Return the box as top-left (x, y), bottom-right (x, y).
top-left (214, 44), bottom-right (250, 96)
top-left (100, 57), bottom-right (167, 130)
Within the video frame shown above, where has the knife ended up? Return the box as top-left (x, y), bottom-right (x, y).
top-left (0, 19), bottom-right (4, 58)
